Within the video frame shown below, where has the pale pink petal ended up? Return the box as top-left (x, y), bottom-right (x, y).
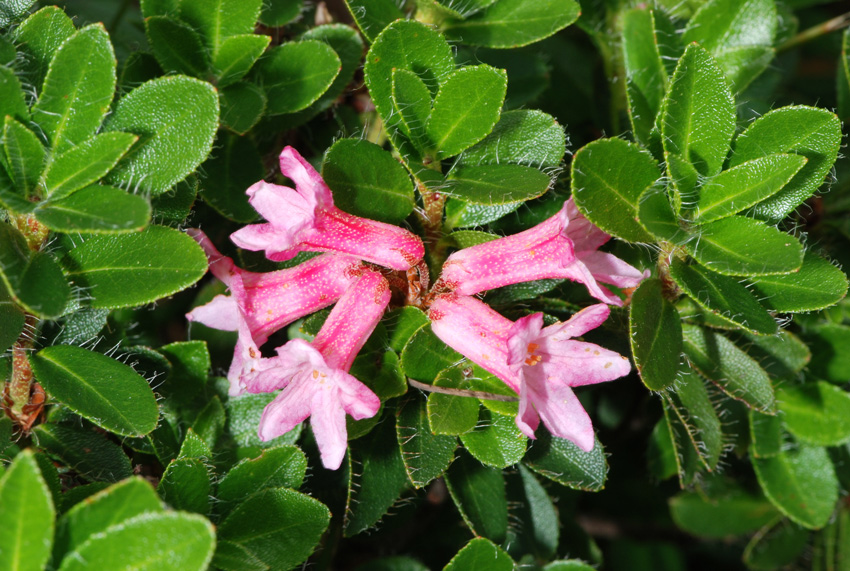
top-left (565, 197), bottom-right (610, 251)
top-left (541, 304), bottom-right (611, 340)
top-left (186, 294), bottom-right (239, 331)
top-left (310, 383), bottom-right (349, 470)
top-left (577, 250), bottom-right (648, 289)
top-left (334, 370), bottom-right (381, 420)
top-left (245, 180), bottom-right (317, 235)
top-left (524, 373), bottom-right (596, 452)
top-left (279, 146), bottom-right (334, 209)
top-left (257, 373), bottom-right (313, 441)
top-left (506, 313), bottom-right (544, 373)
top-left (188, 229), bottom-right (235, 285)
top-left (515, 379), bottom-right (540, 439)
top-left (557, 259), bottom-right (623, 306)
top-left (537, 342), bottom-right (632, 387)
top-left (230, 223), bottom-right (296, 259)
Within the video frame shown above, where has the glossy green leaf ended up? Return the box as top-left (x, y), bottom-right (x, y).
top-left (460, 408), bottom-right (526, 468)
top-left (750, 410), bottom-right (783, 458)
top-left (622, 8), bottom-right (667, 145)
top-left (0, 450), bottom-right (54, 571)
top-left (260, 0), bottom-right (303, 26)
top-left (840, 29), bottom-right (850, 120)
top-left (387, 307), bottom-right (430, 352)
top-left (213, 34), bottom-right (271, 88)
top-left (345, 0), bottom-right (402, 41)
top-left (218, 446), bottom-right (307, 509)
top-left (0, 221), bottom-right (70, 319)
top-left (255, 41), bottom-right (340, 115)
top-left (0, 286), bottom-right (25, 354)
top-left (444, 538), bottom-right (514, 571)
top-left (743, 518), bottom-right (810, 570)
top-left (106, 76), bottom-right (219, 196)
top-left (444, 451), bottom-right (508, 543)
top-left (35, 185), bottom-right (150, 234)
top-left (669, 488), bottom-right (778, 538)
top-left (426, 65), bottom-right (507, 159)
top-left (44, 133), bottom-right (138, 200)
top-left (179, 0), bottom-right (262, 49)
top-left (445, 164), bottom-right (550, 205)
top-left (443, 0), bottom-right (580, 49)
top-left (0, 0), bottom-right (36, 27)
top-left (145, 16), bottom-right (208, 76)
top-left (682, 324), bottom-right (775, 412)
top-left (662, 44), bottom-right (735, 178)
top-left (749, 252), bottom-right (848, 313)
top-left (0, 66), bottom-right (28, 122)
top-left (730, 106), bottom-right (842, 220)
top-left (629, 279), bottom-right (682, 391)
top-left (33, 423), bottom-right (133, 482)
top-left (13, 6), bottom-right (76, 96)
top-left (396, 396), bottom-right (457, 488)
top-left (157, 458), bottom-right (210, 514)
top-left (572, 137), bottom-right (658, 242)
top-left (543, 561), bottom-right (596, 571)
top-left (459, 109), bottom-right (565, 168)
top-left (444, 200), bottom-right (521, 229)
top-left (427, 365), bottom-right (481, 435)
top-left (57, 512), bottom-right (215, 571)
top-left (752, 443), bottom-right (838, 529)
top-left (220, 81), bottom-right (267, 135)
top-left (737, 330), bottom-right (810, 380)
top-left (392, 68), bottom-right (432, 153)
top-left (294, 24), bottom-right (364, 118)
top-left (662, 399), bottom-right (701, 486)
top-left (663, 370), bottom-right (723, 471)
top-left (33, 24), bottom-right (115, 154)
top-left (804, 324), bottom-right (850, 384)
top-left (451, 230), bottom-right (500, 248)
top-left (225, 392), bottom-right (303, 452)
top-left (669, 258), bottom-right (777, 334)
top-left (637, 184), bottom-right (686, 243)
top-left (61, 225), bottom-right (207, 309)
top-left (179, 430), bottom-right (213, 461)
top-left (401, 324), bottom-right (462, 381)
top-left (31, 345), bottom-right (159, 436)
top-left (778, 382), bottom-right (850, 446)
top-left (3, 116), bottom-right (44, 199)
top-left (158, 340), bottom-right (210, 404)
top-left (322, 138), bottom-right (415, 224)
top-left (667, 152), bottom-right (699, 212)
top-left (691, 154), bottom-right (807, 224)
top-left (200, 133), bottom-right (263, 222)
top-left (524, 431), bottom-right (607, 491)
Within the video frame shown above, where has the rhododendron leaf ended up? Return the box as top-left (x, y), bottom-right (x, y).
top-left (0, 66), bottom-right (28, 123)
top-left (543, 561), bottom-right (596, 571)
top-left (743, 518), bottom-right (810, 570)
top-left (217, 446), bottom-right (308, 511)
top-left (445, 451), bottom-right (508, 543)
top-left (804, 324), bottom-right (850, 384)
top-left (458, 109), bottom-right (566, 168)
top-left (445, 200), bottom-right (522, 229)
top-left (661, 399), bottom-right (701, 486)
top-left (730, 106), bottom-right (841, 221)
top-left (200, 133), bottom-right (263, 222)
top-left (43, 133), bottom-right (138, 200)
top-left (179, 0), bottom-right (262, 50)
top-left (442, 0), bottom-right (580, 49)
top-left (629, 279), bottom-right (682, 391)
top-left (572, 137), bottom-right (658, 243)
top-left (662, 371), bottom-right (723, 471)
top-left (145, 16), bottom-right (208, 76)
top-left (427, 365), bottom-right (484, 436)
top-left (778, 382), bottom-right (850, 446)
top-left (669, 488), bottom-right (778, 538)
top-left (225, 393), bottom-right (303, 454)
top-left (33, 423), bottom-right (133, 482)
top-left (752, 443), bottom-right (838, 529)
top-left (460, 408), bottom-right (526, 469)
top-left (220, 81), bottom-right (267, 135)
top-left (13, 6), bottom-right (75, 92)
top-left (444, 538), bottom-right (514, 571)
top-left (345, 0), bottom-right (404, 42)
top-left (33, 24), bottom-right (115, 154)
top-left (647, 416), bottom-right (678, 480)
top-left (3, 116), bottom-right (44, 199)
top-left (445, 164), bottom-right (550, 205)
top-left (682, 324), bottom-right (775, 413)
top-left (637, 185), bottom-right (685, 242)
top-left (428, 0), bottom-right (497, 19)
top-left (392, 68), bottom-right (432, 153)
top-left (622, 8), bottom-right (667, 146)
top-left (840, 30), bottom-right (850, 120)
top-left (662, 44), bottom-right (735, 178)
top-left (35, 185), bottom-right (150, 234)
top-left (157, 457), bottom-right (210, 514)
top-left (60, 225), bottom-right (207, 309)
top-left (106, 76), bottom-right (219, 196)
top-left (0, 0), bottom-right (36, 27)
top-left (748, 252), bottom-right (848, 313)
top-left (260, 0), bottom-right (303, 26)
top-left (300, 24), bottom-right (364, 111)
top-left (322, 138), bottom-right (415, 224)
top-left (735, 330), bottom-right (810, 379)
top-left (401, 323), bottom-right (462, 381)
top-left (451, 230), bottom-right (500, 248)
top-left (254, 41), bottom-right (340, 115)
top-left (178, 430), bottom-right (212, 461)
top-left (506, 465), bottom-right (558, 558)
top-left (524, 431), bottom-right (607, 491)
top-left (191, 396), bottom-right (225, 449)
top-left (396, 396), bottom-right (456, 488)
top-left (749, 410), bottom-right (783, 458)
top-left (213, 34), bottom-right (270, 88)
top-left (387, 307), bottom-right (430, 352)
top-left (0, 450), bottom-right (54, 571)
top-left (0, 287), bottom-right (25, 354)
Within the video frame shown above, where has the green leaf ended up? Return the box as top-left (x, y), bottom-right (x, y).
top-left (0, 66), bottom-right (29, 123)
top-left (392, 68), bottom-right (432, 153)
top-left (458, 109), bottom-right (566, 169)
top-left (322, 138), bottom-right (415, 224)
top-left (840, 29), bottom-right (850, 121)
top-left (637, 184), bottom-right (686, 243)
top-left (56, 512), bottom-right (215, 571)
top-left (31, 345), bottom-right (158, 436)
top-left (215, 488), bottom-right (329, 571)
top-left (668, 258), bottom-right (777, 334)
top-left (218, 446), bottom-right (308, 508)
top-left (225, 392), bottom-right (303, 453)
top-left (669, 488), bottom-right (778, 538)
top-left (0, 449), bottom-right (54, 571)
top-left (443, 538), bottom-right (514, 571)
top-left (219, 81), bottom-right (267, 135)
top-left (428, 0), bottom-right (497, 19)
top-left (0, 0), bottom-right (36, 27)
top-left (157, 457), bottom-right (210, 514)
top-left (686, 216), bottom-right (803, 276)
top-left (451, 230), bottom-right (500, 248)
top-left (778, 382), bottom-right (850, 446)
top-left (460, 408), bottom-right (526, 468)
top-left (445, 164), bottom-right (550, 205)
top-left (179, 429), bottom-right (213, 461)
top-left (345, 0), bottom-right (404, 42)
top-left (35, 185), bottom-right (151, 234)
top-left (543, 561), bottom-right (596, 571)
top-left (401, 324), bottom-right (462, 381)
top-left (300, 24), bottom-right (364, 112)
top-left (662, 44), bottom-right (735, 178)
top-left (804, 324), bottom-right (850, 384)
top-left (396, 396), bottom-right (457, 488)
top-left (691, 154), bottom-right (807, 224)
top-left (0, 286), bottom-right (25, 354)
top-left (60, 225), bottom-right (208, 309)
top-left (0, 221), bottom-right (70, 319)
top-left (629, 279), bottom-right (682, 391)
top-left (749, 252), bottom-right (848, 313)
top-left (213, 34), bottom-right (271, 88)
top-left (511, 464), bottom-right (559, 558)
top-left (426, 65), bottom-right (507, 159)
top-left (750, 410), bottom-right (783, 458)
top-left (3, 116), bottom-right (45, 199)
top-left (662, 399), bottom-right (701, 486)
top-left (260, 0), bottom-right (302, 26)
top-left (191, 396), bottom-right (226, 448)
top-left (571, 137), bottom-right (659, 242)
top-left (427, 366), bottom-right (481, 436)
top-left (682, 0), bottom-right (776, 93)
top-left (743, 518), bottom-right (810, 570)
top-left (33, 423), bottom-right (133, 482)
top-left (159, 340), bottom-right (210, 405)
top-left (200, 133), bottom-right (263, 222)
top-left (752, 443), bottom-right (838, 529)
top-left (682, 324), bottom-right (775, 412)
top-left (387, 306), bottom-right (430, 352)
top-left (180, 0), bottom-right (262, 50)
top-left (737, 330), bottom-right (810, 379)
top-left (442, 0), bottom-right (580, 49)
top-left (663, 370), bottom-right (723, 471)
top-left (254, 41), bottom-right (341, 115)
top-left (106, 76), bottom-right (219, 196)
top-left (13, 6), bottom-right (76, 95)
top-left (145, 15), bottom-right (209, 76)
top-left (444, 451), bottom-right (508, 543)
top-left (622, 8), bottom-right (667, 145)
top-left (33, 24), bottom-right (116, 154)
top-left (43, 133), bottom-right (138, 200)
top-left (524, 431), bottom-right (607, 491)
top-left (445, 200), bottom-right (521, 229)
top-left (730, 106), bottom-right (842, 220)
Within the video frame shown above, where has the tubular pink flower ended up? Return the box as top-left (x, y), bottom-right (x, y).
top-left (437, 197), bottom-right (645, 305)
top-left (185, 230), bottom-right (363, 395)
top-left (230, 146), bottom-right (424, 271)
top-left (429, 294), bottom-right (631, 451)
top-left (251, 269), bottom-right (389, 469)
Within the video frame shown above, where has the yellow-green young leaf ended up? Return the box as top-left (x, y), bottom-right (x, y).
top-left (3, 116), bottom-right (45, 199)
top-left (743, 518), bottom-right (810, 570)
top-left (35, 185), bottom-right (151, 234)
top-left (106, 76), bottom-right (219, 196)
top-left (392, 68), bottom-right (433, 153)
top-left (662, 44), bottom-right (735, 178)
top-left (180, 0), bottom-right (262, 51)
top-left (31, 346), bottom-right (159, 436)
top-left (460, 408), bottom-right (526, 468)
top-left (33, 423), bottom-right (133, 482)
top-left (749, 252), bottom-right (848, 313)
top-left (443, 0), bottom-right (580, 49)
top-left (13, 6), bottom-right (75, 93)
top-left (199, 133), bottom-right (263, 222)
top-left (572, 137), bottom-right (659, 242)
top-left (445, 451), bottom-right (508, 543)
top-left (157, 458), bottom-right (210, 514)
top-left (260, 0), bottom-right (303, 27)
top-left (622, 8), bottom-right (667, 145)
top-left (778, 382), bottom-right (850, 447)
top-left (663, 370), bottom-right (723, 471)
top-left (32, 24), bottom-right (116, 154)
top-left (524, 431), bottom-right (607, 491)
top-left (213, 34), bottom-right (270, 88)
top-left (445, 164), bottom-right (550, 205)
top-left (254, 41), bottom-right (340, 115)
top-left (61, 225), bottom-right (207, 309)
top-left (444, 538), bottom-right (514, 571)
top-left (426, 65), bottom-right (507, 159)
top-left (669, 488), bottom-right (778, 538)
top-left (459, 109), bottom-right (566, 169)
top-left (630, 279), bottom-right (682, 391)
top-left (0, 66), bottom-right (28, 122)
top-left (752, 443), bottom-right (838, 529)
top-left (220, 81), bottom-right (267, 135)
top-left (682, 324), bottom-right (775, 413)
top-left (0, 450), bottom-right (55, 571)
top-left (44, 132), bottom-right (138, 200)
top-left (145, 15), bottom-right (209, 76)
top-left (397, 396), bottom-right (457, 488)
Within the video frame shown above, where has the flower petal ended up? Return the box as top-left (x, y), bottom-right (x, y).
top-left (257, 373), bottom-right (313, 441)
top-left (186, 294), bottom-right (239, 331)
top-left (310, 382), bottom-right (349, 470)
top-left (279, 145), bottom-right (334, 209)
top-left (577, 250), bottom-right (647, 290)
top-left (523, 370), bottom-right (596, 452)
top-left (334, 370), bottom-right (381, 420)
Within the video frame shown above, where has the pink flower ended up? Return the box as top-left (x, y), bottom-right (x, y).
top-left (185, 230), bottom-right (364, 395)
top-left (429, 294), bottom-right (631, 451)
top-left (437, 197), bottom-right (645, 305)
top-left (251, 269), bottom-right (389, 469)
top-left (231, 146), bottom-right (424, 271)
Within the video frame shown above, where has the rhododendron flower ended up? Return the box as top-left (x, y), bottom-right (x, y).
top-left (429, 294), bottom-right (631, 451)
top-left (185, 230), bottom-right (363, 395)
top-left (250, 269), bottom-right (389, 469)
top-left (231, 146), bottom-right (424, 271)
top-left (437, 197), bottom-right (645, 305)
